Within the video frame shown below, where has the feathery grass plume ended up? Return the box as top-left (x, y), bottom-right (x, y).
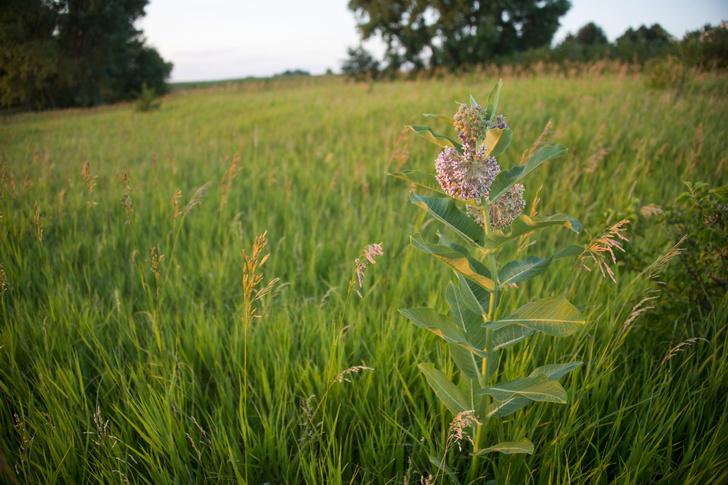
top-left (33, 202), bottom-right (43, 244)
top-left (172, 189), bottom-right (182, 221)
top-left (219, 153), bottom-right (239, 211)
top-left (241, 231), bottom-right (279, 323)
top-left (146, 247), bottom-right (164, 296)
top-left (183, 182), bottom-right (212, 216)
top-left (578, 219), bottom-right (630, 282)
top-left (685, 122), bottom-right (704, 176)
top-left (0, 263), bottom-right (7, 295)
top-left (81, 160), bottom-right (97, 193)
top-left (386, 125), bottom-right (411, 173)
top-left (642, 236), bottom-right (686, 281)
top-left (659, 338), bottom-right (710, 369)
top-left (351, 242), bottom-right (383, 297)
top-left (333, 365), bottom-right (374, 384)
top-left (120, 171), bottom-right (133, 225)
top-left (8, 171), bottom-right (16, 198)
top-left (448, 410), bottom-right (482, 452)
top-left (521, 119), bottom-right (554, 164)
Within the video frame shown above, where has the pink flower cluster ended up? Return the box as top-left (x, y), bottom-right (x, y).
top-left (434, 103), bottom-right (524, 230)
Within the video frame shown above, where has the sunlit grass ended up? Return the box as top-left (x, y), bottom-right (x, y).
top-left (1, 68), bottom-right (727, 483)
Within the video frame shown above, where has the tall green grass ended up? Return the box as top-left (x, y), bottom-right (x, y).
top-left (1, 70), bottom-right (727, 484)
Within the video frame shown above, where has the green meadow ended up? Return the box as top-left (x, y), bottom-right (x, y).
top-left (1, 67), bottom-right (727, 484)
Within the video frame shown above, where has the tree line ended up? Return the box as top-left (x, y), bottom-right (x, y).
top-left (0, 0), bottom-right (172, 110)
top-left (342, 0), bottom-right (727, 79)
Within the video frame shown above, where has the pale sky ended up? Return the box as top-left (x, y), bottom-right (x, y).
top-left (137, 0), bottom-right (728, 83)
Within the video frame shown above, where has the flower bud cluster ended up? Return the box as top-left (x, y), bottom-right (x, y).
top-left (465, 184), bottom-right (526, 231)
top-left (453, 104), bottom-right (488, 147)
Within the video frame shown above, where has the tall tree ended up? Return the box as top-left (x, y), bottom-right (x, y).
top-left (0, 0), bottom-right (172, 109)
top-left (347, 0), bottom-right (571, 70)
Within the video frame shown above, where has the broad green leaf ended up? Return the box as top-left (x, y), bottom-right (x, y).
top-left (411, 233), bottom-right (494, 291)
top-left (488, 145), bottom-right (568, 205)
top-left (484, 296), bottom-right (585, 338)
top-left (400, 308), bottom-right (487, 357)
top-left (455, 272), bottom-right (488, 315)
top-left (460, 275), bottom-right (492, 315)
top-left (484, 213), bottom-right (581, 250)
top-left (483, 128), bottom-right (513, 158)
top-left (529, 362), bottom-right (583, 380)
top-left (423, 113), bottom-right (454, 123)
top-left (387, 170), bottom-right (446, 195)
top-left (492, 325), bottom-right (536, 350)
top-left (419, 363), bottom-right (469, 415)
top-left (450, 343), bottom-right (483, 382)
top-left (472, 438), bottom-right (534, 456)
top-left (477, 374), bottom-right (567, 403)
top-left (484, 362), bottom-right (581, 418)
top-left (499, 244), bottom-right (583, 286)
top-left (446, 283), bottom-right (487, 349)
top-left (410, 192), bottom-right (485, 246)
top-left (484, 80), bottom-right (503, 121)
top-left (428, 455), bottom-right (462, 485)
top-left (407, 125), bottom-right (459, 148)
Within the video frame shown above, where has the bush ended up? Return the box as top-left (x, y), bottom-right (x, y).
top-left (652, 182), bottom-right (728, 314)
top-left (134, 82), bottom-right (160, 113)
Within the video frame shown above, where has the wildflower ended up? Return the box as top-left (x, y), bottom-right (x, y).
top-left (494, 114), bottom-right (508, 130)
top-left (453, 103), bottom-right (489, 148)
top-left (466, 184), bottom-right (526, 231)
top-left (435, 146), bottom-right (500, 200)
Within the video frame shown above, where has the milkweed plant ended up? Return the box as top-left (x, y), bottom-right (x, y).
top-left (389, 80), bottom-right (590, 480)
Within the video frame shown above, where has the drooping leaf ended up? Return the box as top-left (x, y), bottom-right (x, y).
top-left (400, 307), bottom-right (487, 357)
top-left (387, 170), bottom-right (446, 195)
top-left (407, 125), bottom-right (459, 148)
top-left (488, 145), bottom-right (568, 205)
top-left (529, 362), bottom-right (583, 381)
top-left (484, 296), bottom-right (585, 338)
top-left (483, 128), bottom-right (513, 158)
top-left (446, 283), bottom-right (487, 349)
top-left (423, 113), bottom-right (454, 123)
top-left (419, 363), bottom-right (469, 415)
top-left (484, 213), bottom-right (581, 251)
top-left (498, 244), bottom-right (583, 286)
top-left (460, 275), bottom-right (492, 315)
top-left (483, 362), bottom-right (582, 418)
top-left (410, 192), bottom-right (485, 246)
top-left (411, 233), bottom-right (494, 291)
top-left (491, 325), bottom-right (536, 350)
top-left (472, 438), bottom-right (534, 456)
top-left (477, 374), bottom-right (567, 403)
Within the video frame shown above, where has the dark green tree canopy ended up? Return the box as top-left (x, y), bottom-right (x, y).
top-left (0, 0), bottom-right (172, 109)
top-left (347, 0), bottom-right (571, 70)
top-left (575, 22), bottom-right (608, 46)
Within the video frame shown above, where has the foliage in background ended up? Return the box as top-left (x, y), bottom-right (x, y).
top-left (650, 182), bottom-right (728, 315)
top-left (134, 82), bottom-right (160, 113)
top-left (347, 0), bottom-right (570, 71)
top-left (0, 0), bottom-right (172, 110)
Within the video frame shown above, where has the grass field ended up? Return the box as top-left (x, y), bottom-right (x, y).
top-left (1, 66), bottom-right (727, 484)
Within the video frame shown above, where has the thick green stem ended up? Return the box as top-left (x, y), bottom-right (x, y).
top-left (470, 198), bottom-right (500, 481)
